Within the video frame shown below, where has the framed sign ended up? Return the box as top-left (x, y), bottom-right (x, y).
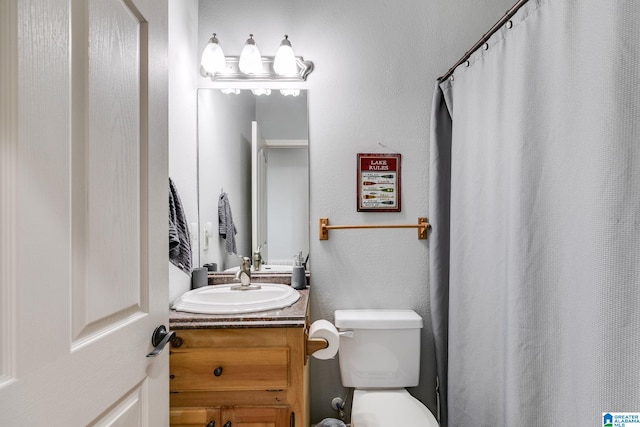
top-left (357, 153), bottom-right (401, 212)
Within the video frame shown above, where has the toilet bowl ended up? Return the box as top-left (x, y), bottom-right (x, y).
top-left (334, 309), bottom-right (439, 426)
top-left (351, 389), bottom-right (438, 427)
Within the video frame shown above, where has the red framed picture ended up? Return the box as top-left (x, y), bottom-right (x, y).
top-left (357, 153), bottom-right (401, 212)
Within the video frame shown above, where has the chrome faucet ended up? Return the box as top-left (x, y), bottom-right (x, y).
top-left (232, 256), bottom-right (260, 290)
top-left (252, 243), bottom-right (266, 271)
top-left (235, 256), bottom-right (251, 286)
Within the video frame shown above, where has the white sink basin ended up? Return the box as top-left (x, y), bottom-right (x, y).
top-left (223, 264), bottom-right (294, 273)
top-left (172, 283), bottom-right (300, 314)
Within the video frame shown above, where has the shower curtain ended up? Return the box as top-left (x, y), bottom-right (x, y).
top-left (429, 1), bottom-right (640, 426)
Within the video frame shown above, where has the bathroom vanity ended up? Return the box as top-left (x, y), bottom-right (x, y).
top-left (169, 287), bottom-right (311, 427)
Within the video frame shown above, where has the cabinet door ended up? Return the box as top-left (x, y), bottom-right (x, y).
top-left (170, 407), bottom-right (221, 427)
top-left (221, 406), bottom-right (291, 427)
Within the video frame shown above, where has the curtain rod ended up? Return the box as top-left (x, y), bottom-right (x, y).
top-left (438, 0), bottom-right (530, 82)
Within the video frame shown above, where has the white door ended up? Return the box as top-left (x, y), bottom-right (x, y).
top-left (252, 121), bottom-right (268, 259)
top-left (0, 0), bottom-right (169, 425)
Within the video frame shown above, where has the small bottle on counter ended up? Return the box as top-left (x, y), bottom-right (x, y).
top-left (291, 251), bottom-right (307, 290)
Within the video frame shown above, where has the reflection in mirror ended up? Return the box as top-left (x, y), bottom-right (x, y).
top-left (197, 89), bottom-right (309, 272)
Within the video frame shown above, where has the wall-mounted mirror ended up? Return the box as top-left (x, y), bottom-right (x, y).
top-left (197, 89), bottom-right (309, 272)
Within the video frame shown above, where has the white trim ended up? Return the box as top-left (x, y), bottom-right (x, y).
top-left (265, 138), bottom-right (308, 148)
top-left (0, 0), bottom-right (18, 387)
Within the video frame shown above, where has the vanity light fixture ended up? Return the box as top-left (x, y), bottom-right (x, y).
top-left (238, 34), bottom-right (262, 74)
top-left (200, 33), bottom-right (226, 76)
top-left (273, 35), bottom-right (298, 76)
top-left (221, 89), bottom-right (300, 97)
top-left (200, 33), bottom-right (314, 82)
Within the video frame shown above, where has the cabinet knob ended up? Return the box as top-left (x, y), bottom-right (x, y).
top-left (170, 335), bottom-right (183, 348)
top-left (206, 422), bottom-right (215, 427)
top-left (224, 422), bottom-right (232, 427)
top-left (213, 366), bottom-right (223, 377)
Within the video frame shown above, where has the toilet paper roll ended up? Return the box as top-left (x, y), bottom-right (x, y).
top-left (309, 320), bottom-right (340, 360)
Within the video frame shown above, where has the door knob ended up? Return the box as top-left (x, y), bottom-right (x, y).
top-left (146, 325), bottom-right (175, 357)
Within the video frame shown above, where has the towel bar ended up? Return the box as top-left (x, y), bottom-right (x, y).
top-left (319, 217), bottom-right (430, 240)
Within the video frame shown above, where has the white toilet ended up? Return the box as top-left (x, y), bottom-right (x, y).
top-left (334, 309), bottom-right (439, 426)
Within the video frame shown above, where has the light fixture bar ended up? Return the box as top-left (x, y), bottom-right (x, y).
top-left (202, 56), bottom-right (314, 82)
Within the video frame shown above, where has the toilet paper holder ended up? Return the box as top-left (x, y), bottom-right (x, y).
top-left (306, 330), bottom-right (353, 358)
top-left (306, 319), bottom-right (343, 362)
top-left (306, 335), bottom-right (329, 359)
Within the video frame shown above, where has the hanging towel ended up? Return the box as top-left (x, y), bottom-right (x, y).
top-left (169, 177), bottom-right (192, 274)
top-left (218, 192), bottom-right (237, 254)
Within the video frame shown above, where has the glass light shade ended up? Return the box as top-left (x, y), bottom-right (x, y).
top-left (238, 34), bottom-right (262, 75)
top-left (201, 34), bottom-right (226, 75)
top-left (274, 35), bottom-right (298, 76)
top-left (280, 89), bottom-right (300, 97)
top-left (251, 88), bottom-right (271, 96)
top-left (220, 88), bottom-right (241, 95)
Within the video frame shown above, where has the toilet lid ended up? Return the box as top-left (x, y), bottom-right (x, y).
top-left (352, 389), bottom-right (439, 427)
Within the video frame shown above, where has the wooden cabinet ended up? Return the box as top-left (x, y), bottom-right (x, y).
top-left (169, 406), bottom-right (289, 427)
top-left (169, 407), bottom-right (219, 426)
top-left (169, 327), bottom-right (308, 427)
top-left (221, 406), bottom-right (291, 427)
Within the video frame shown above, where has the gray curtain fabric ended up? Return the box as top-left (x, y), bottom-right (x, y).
top-left (429, 82), bottom-right (453, 427)
top-left (429, 1), bottom-right (640, 426)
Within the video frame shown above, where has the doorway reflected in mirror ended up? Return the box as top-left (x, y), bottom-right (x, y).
top-left (197, 89), bottom-right (309, 272)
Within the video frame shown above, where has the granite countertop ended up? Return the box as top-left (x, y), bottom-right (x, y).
top-left (169, 287), bottom-right (309, 330)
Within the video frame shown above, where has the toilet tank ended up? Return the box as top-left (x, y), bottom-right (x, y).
top-left (334, 309), bottom-right (423, 388)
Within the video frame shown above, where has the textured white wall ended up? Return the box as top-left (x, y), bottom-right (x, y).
top-left (191, 0), bottom-right (516, 421)
top-left (267, 147), bottom-right (309, 264)
top-left (168, 0), bottom-right (198, 301)
top-left (198, 90), bottom-right (254, 270)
